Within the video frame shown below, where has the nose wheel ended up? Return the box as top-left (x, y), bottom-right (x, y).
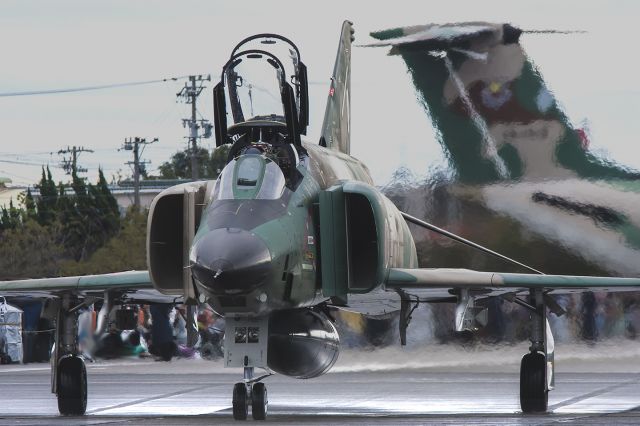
top-left (232, 382), bottom-right (268, 421)
top-left (251, 382), bottom-right (268, 420)
top-left (232, 366), bottom-right (269, 421)
top-left (232, 382), bottom-right (248, 420)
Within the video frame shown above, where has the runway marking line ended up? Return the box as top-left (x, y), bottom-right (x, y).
top-left (86, 384), bottom-right (227, 415)
top-left (0, 366), bottom-right (49, 373)
top-left (550, 374), bottom-right (640, 410)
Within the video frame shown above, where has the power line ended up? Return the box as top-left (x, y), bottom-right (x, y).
top-left (0, 169), bottom-right (34, 183)
top-left (0, 75), bottom-right (194, 98)
top-left (0, 151), bottom-right (55, 156)
top-left (0, 159), bottom-right (62, 168)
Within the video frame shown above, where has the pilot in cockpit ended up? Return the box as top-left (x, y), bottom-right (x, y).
top-left (243, 146), bottom-right (263, 155)
top-left (212, 152), bottom-right (288, 203)
top-left (213, 34), bottom-right (309, 193)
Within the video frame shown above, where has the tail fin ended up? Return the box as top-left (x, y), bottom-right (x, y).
top-left (320, 20), bottom-right (354, 154)
top-left (369, 22), bottom-right (638, 183)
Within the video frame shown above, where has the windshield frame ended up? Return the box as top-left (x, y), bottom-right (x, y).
top-left (213, 154), bottom-right (287, 202)
top-left (223, 49), bottom-right (287, 125)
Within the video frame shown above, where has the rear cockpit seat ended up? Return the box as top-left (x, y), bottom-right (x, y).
top-left (226, 119), bottom-right (304, 189)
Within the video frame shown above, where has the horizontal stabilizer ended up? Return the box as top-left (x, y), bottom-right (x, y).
top-left (365, 22), bottom-right (522, 51)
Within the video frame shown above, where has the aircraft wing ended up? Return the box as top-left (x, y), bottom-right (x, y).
top-left (386, 268), bottom-right (640, 295)
top-left (0, 270), bottom-right (177, 303)
top-left (343, 268), bottom-right (640, 316)
top-left (390, 212), bottom-right (640, 298)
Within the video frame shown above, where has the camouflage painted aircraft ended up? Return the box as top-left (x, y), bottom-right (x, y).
top-left (366, 22), bottom-right (640, 277)
top-left (2, 21), bottom-right (640, 421)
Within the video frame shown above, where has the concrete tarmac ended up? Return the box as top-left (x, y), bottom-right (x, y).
top-left (2, 342), bottom-right (640, 425)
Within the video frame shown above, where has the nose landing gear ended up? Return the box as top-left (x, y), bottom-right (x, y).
top-left (232, 366), bottom-right (269, 421)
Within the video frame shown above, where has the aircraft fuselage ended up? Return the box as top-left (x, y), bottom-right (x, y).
top-left (189, 140), bottom-right (397, 316)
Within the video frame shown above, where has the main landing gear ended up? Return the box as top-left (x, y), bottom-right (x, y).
top-left (57, 355), bottom-right (87, 415)
top-left (520, 351), bottom-right (547, 412)
top-left (232, 366), bottom-right (268, 420)
top-left (54, 294), bottom-right (88, 415)
top-left (518, 289), bottom-right (554, 414)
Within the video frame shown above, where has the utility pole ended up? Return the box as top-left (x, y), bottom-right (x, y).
top-left (121, 137), bottom-right (157, 209)
top-left (177, 74), bottom-right (212, 179)
top-left (58, 146), bottom-right (94, 175)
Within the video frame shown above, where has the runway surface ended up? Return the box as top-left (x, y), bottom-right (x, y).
top-left (2, 341), bottom-right (640, 425)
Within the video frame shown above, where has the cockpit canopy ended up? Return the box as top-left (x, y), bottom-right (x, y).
top-left (213, 34), bottom-right (309, 149)
top-left (212, 154), bottom-right (287, 201)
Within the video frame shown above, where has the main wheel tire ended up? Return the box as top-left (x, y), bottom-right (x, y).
top-left (251, 382), bottom-right (268, 420)
top-left (57, 356), bottom-right (88, 415)
top-left (232, 382), bottom-right (248, 420)
top-left (520, 351), bottom-right (548, 413)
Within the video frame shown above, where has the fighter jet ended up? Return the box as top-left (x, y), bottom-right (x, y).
top-left (366, 22), bottom-right (640, 277)
top-left (1, 21), bottom-right (640, 421)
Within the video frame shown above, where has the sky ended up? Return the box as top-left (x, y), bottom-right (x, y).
top-left (0, 0), bottom-right (638, 187)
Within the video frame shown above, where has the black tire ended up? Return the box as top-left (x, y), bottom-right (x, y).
top-left (520, 351), bottom-right (548, 413)
top-left (232, 382), bottom-right (248, 420)
top-left (57, 356), bottom-right (87, 415)
top-left (251, 382), bottom-right (268, 420)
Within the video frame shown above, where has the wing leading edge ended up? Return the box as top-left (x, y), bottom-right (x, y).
top-left (0, 270), bottom-right (176, 303)
top-left (387, 268), bottom-right (640, 294)
top-left (0, 270), bottom-right (151, 292)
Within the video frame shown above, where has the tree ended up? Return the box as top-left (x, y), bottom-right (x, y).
top-left (0, 206), bottom-right (14, 231)
top-left (21, 188), bottom-right (37, 222)
top-left (60, 208), bottom-right (147, 275)
top-left (35, 166), bottom-right (58, 225)
top-left (157, 145), bottom-right (230, 179)
top-left (158, 147), bottom-right (209, 179)
top-left (208, 145), bottom-right (231, 177)
top-left (0, 219), bottom-right (62, 279)
top-left (0, 199), bottom-right (23, 231)
top-left (93, 168), bottom-right (120, 232)
top-left (59, 169), bottom-right (121, 261)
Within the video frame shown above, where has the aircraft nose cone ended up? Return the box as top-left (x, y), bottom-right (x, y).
top-left (190, 228), bottom-right (272, 295)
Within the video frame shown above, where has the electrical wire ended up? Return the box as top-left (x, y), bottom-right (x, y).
top-left (0, 75), bottom-right (193, 98)
top-left (0, 159), bottom-right (61, 168)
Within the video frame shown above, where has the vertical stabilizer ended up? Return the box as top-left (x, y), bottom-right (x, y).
top-left (369, 22), bottom-right (639, 183)
top-left (320, 21), bottom-right (354, 154)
